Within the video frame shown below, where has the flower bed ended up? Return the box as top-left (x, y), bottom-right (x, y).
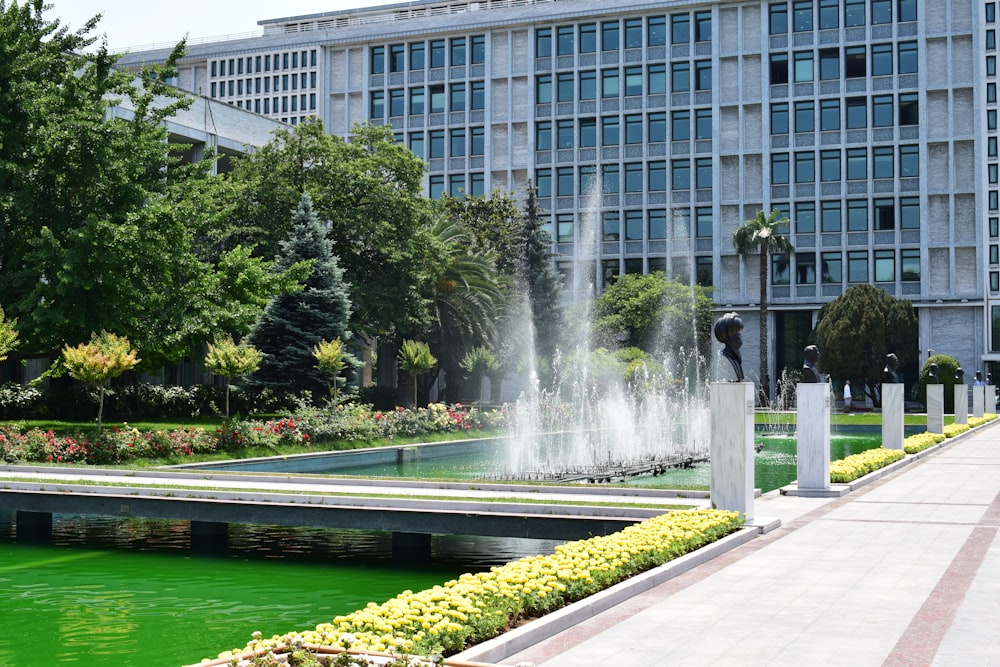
top-left (829, 447), bottom-right (905, 483)
top-left (208, 509), bottom-right (744, 665)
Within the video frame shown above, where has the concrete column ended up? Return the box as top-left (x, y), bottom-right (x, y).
top-left (710, 382), bottom-right (755, 522)
top-left (190, 520), bottom-right (228, 556)
top-left (796, 383), bottom-right (831, 490)
top-left (988, 385), bottom-right (996, 413)
top-left (882, 383), bottom-right (905, 450)
top-left (927, 384), bottom-right (944, 434)
top-left (954, 385), bottom-right (968, 425)
top-left (392, 531), bottom-right (432, 566)
top-left (973, 385), bottom-right (985, 418)
top-left (16, 510), bottom-right (52, 544)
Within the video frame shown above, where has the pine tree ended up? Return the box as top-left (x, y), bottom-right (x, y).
top-left (519, 182), bottom-right (564, 365)
top-left (248, 193), bottom-right (358, 399)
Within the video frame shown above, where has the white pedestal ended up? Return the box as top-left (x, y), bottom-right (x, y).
top-left (926, 384), bottom-right (944, 434)
top-left (973, 385), bottom-right (985, 418)
top-left (882, 383), bottom-right (905, 450)
top-left (796, 383), bottom-right (831, 490)
top-left (954, 385), bottom-right (968, 425)
top-left (710, 382), bottom-right (755, 522)
top-left (988, 385), bottom-right (996, 412)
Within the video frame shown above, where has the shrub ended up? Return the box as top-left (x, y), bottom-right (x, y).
top-left (0, 382), bottom-right (44, 419)
top-left (830, 447), bottom-right (905, 483)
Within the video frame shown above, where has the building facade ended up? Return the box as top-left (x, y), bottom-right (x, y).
top-left (120, 0), bottom-right (999, 391)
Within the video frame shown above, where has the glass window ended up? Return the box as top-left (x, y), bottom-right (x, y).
top-left (821, 150), bottom-right (841, 181)
top-left (370, 90), bottom-right (384, 117)
top-left (870, 147), bottom-right (894, 180)
top-left (603, 68), bottom-right (620, 97)
top-left (371, 46), bottom-right (385, 74)
top-left (989, 2), bottom-right (997, 23)
top-left (410, 88), bottom-right (425, 115)
top-left (580, 118), bottom-right (597, 147)
top-left (625, 163), bottom-right (643, 192)
top-left (649, 16), bottom-right (667, 46)
top-left (696, 256), bottom-right (713, 286)
top-left (557, 119), bottom-right (574, 149)
top-left (428, 129), bottom-right (445, 158)
top-left (991, 30), bottom-right (998, 49)
top-left (820, 48), bottom-right (840, 80)
top-left (696, 207), bottom-right (713, 237)
top-left (625, 18), bottom-right (643, 48)
top-left (795, 101), bottom-right (815, 132)
top-left (649, 112), bottom-right (667, 142)
top-left (648, 63), bottom-right (667, 94)
top-left (389, 89), bottom-right (405, 116)
top-left (470, 81), bottom-right (485, 110)
top-left (408, 132), bottom-right (425, 159)
top-left (793, 0), bottom-right (813, 31)
top-left (874, 250), bottom-right (894, 282)
top-left (603, 164), bottom-right (620, 193)
top-left (471, 35), bottom-right (486, 64)
top-left (875, 198), bottom-right (894, 229)
top-left (557, 26), bottom-right (575, 55)
top-left (871, 43), bottom-right (893, 76)
top-left (899, 0), bottom-right (917, 21)
top-left (820, 0), bottom-right (839, 28)
top-left (695, 109), bottom-right (712, 139)
top-left (451, 83), bottom-right (466, 111)
top-left (846, 97), bottom-right (867, 128)
top-left (625, 114), bottom-right (643, 144)
top-left (770, 3), bottom-right (789, 34)
top-left (900, 145), bottom-right (919, 177)
top-left (672, 62), bottom-right (691, 91)
top-left (873, 95), bottom-right (894, 127)
top-left (797, 253), bottom-right (816, 284)
top-left (696, 157), bottom-right (713, 189)
top-left (848, 250), bottom-right (868, 282)
top-left (580, 165), bottom-right (597, 193)
top-left (602, 116), bottom-right (620, 145)
top-left (992, 137), bottom-right (999, 158)
top-left (557, 214), bottom-right (574, 243)
top-left (602, 21), bottom-right (620, 50)
top-left (820, 99), bottom-right (840, 131)
top-left (771, 53), bottom-right (789, 84)
top-left (796, 202), bottom-right (815, 232)
top-left (822, 251), bottom-right (842, 282)
top-left (897, 198), bottom-right (921, 229)
top-left (673, 110), bottom-right (690, 140)
top-left (603, 212), bottom-right (620, 240)
top-left (847, 148), bottom-right (867, 179)
top-left (772, 153), bottom-right (790, 184)
top-left (557, 73), bottom-right (574, 102)
top-left (536, 169), bottom-right (552, 197)
top-left (872, 0), bottom-right (892, 23)
top-left (389, 44), bottom-right (405, 72)
top-left (672, 14), bottom-right (690, 43)
top-left (772, 103), bottom-right (790, 134)
top-left (471, 127), bottom-right (484, 155)
top-left (901, 249), bottom-right (919, 281)
top-left (470, 172), bottom-right (485, 197)
top-left (989, 56), bottom-right (997, 76)
top-left (695, 60), bottom-right (712, 89)
top-left (650, 210), bottom-right (667, 239)
top-left (898, 41), bottom-right (918, 73)
top-left (672, 159), bottom-right (691, 189)
top-left (450, 129), bottom-right (466, 157)
top-left (794, 51), bottom-right (814, 82)
top-left (536, 75), bottom-right (552, 103)
top-left (795, 151), bottom-right (815, 183)
top-left (580, 23), bottom-right (597, 52)
top-left (649, 161), bottom-right (667, 191)
top-left (429, 85), bottom-right (445, 113)
top-left (845, 46), bottom-right (866, 77)
top-left (429, 175), bottom-right (444, 199)
top-left (773, 254), bottom-right (791, 285)
top-left (821, 200), bottom-right (841, 231)
top-left (580, 70), bottom-right (597, 100)
top-left (847, 199), bottom-right (868, 230)
top-left (536, 28), bottom-right (552, 57)
top-left (845, 0), bottom-right (865, 25)
top-left (899, 93), bottom-right (918, 125)
top-left (557, 166), bottom-right (574, 196)
top-left (695, 11), bottom-right (712, 41)
top-left (430, 39), bottom-right (446, 67)
top-left (625, 66), bottom-right (643, 96)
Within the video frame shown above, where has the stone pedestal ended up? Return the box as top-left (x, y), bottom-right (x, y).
top-left (710, 382), bottom-right (755, 522)
top-left (989, 385), bottom-right (997, 413)
top-left (796, 383), bottom-right (831, 490)
top-left (954, 385), bottom-right (968, 425)
top-left (973, 385), bottom-right (985, 418)
top-left (927, 384), bottom-right (944, 434)
top-left (882, 383), bottom-right (905, 450)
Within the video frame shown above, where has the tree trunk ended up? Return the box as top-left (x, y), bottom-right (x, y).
top-left (758, 251), bottom-right (770, 405)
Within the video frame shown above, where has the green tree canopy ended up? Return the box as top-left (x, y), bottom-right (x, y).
top-left (519, 181), bottom-right (564, 369)
top-left (58, 331), bottom-right (140, 431)
top-left (815, 284), bottom-right (918, 407)
top-left (204, 336), bottom-right (262, 417)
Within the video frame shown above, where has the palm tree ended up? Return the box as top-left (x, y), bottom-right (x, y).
top-left (732, 209), bottom-right (794, 404)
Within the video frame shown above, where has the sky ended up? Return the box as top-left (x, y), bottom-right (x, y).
top-left (50, 0), bottom-right (387, 51)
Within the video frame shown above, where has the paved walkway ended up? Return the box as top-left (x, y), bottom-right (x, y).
top-left (492, 423), bottom-right (1000, 667)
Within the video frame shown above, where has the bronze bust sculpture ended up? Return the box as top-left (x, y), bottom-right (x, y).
top-left (714, 312), bottom-right (744, 381)
top-left (801, 345), bottom-right (822, 383)
top-left (883, 353), bottom-right (900, 383)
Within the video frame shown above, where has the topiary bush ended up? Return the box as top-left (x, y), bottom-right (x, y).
top-left (915, 353), bottom-right (960, 412)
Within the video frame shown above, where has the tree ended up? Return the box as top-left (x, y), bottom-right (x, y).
top-left (58, 331), bottom-right (140, 432)
top-left (0, 307), bottom-right (18, 362)
top-left (815, 284), bottom-right (918, 408)
top-left (248, 193), bottom-right (356, 401)
top-left (460, 346), bottom-right (501, 400)
top-left (204, 336), bottom-right (262, 418)
top-left (313, 338), bottom-right (352, 404)
top-left (916, 354), bottom-right (960, 413)
top-left (398, 339), bottom-right (437, 408)
top-left (441, 190), bottom-right (523, 277)
top-left (519, 182), bottom-right (564, 368)
top-left (732, 209), bottom-right (794, 403)
top-left (592, 272), bottom-right (714, 361)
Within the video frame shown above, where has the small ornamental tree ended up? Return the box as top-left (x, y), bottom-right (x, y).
top-left (460, 346), bottom-right (501, 400)
top-left (398, 339), bottom-right (437, 408)
top-left (0, 306), bottom-right (18, 362)
top-left (204, 336), bottom-right (262, 417)
top-left (60, 332), bottom-right (140, 432)
top-left (312, 337), bottom-right (353, 404)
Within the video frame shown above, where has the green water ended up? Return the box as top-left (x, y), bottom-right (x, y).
top-left (0, 517), bottom-right (556, 667)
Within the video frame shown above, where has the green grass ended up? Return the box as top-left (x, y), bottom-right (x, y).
top-left (756, 412), bottom-right (932, 426)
